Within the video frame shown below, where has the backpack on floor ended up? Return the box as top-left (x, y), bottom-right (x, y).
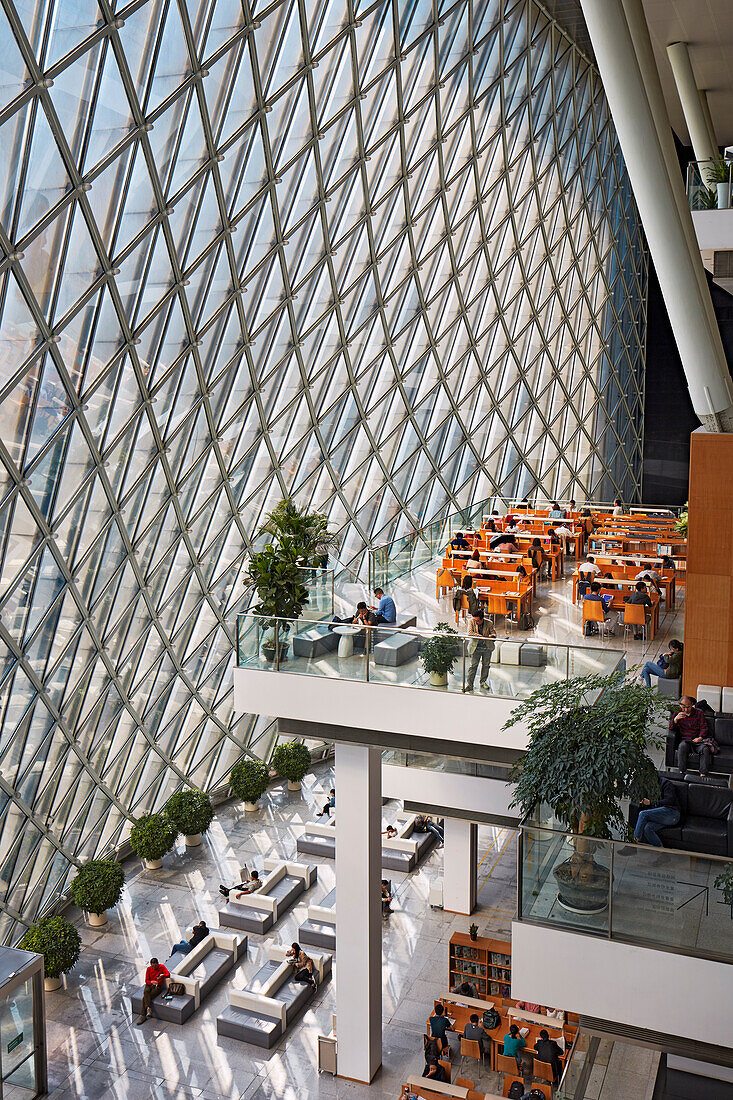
top-left (507, 1083), bottom-right (525, 1100)
top-left (529, 1090), bottom-right (550, 1099)
top-left (482, 1007), bottom-right (501, 1030)
top-left (517, 611), bottom-right (534, 631)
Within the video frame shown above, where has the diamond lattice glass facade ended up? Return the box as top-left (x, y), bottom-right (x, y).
top-left (0, 0), bottom-right (645, 941)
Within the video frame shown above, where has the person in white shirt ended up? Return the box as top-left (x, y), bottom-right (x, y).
top-left (578, 555), bottom-right (600, 578)
top-left (553, 522), bottom-right (573, 554)
top-left (635, 568), bottom-right (661, 594)
top-left (466, 550), bottom-right (482, 572)
top-left (612, 497), bottom-right (624, 516)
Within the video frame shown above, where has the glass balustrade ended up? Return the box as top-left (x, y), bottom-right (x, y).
top-left (236, 613), bottom-right (625, 700)
top-left (518, 819), bottom-right (733, 963)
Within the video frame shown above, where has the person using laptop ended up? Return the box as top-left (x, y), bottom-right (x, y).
top-left (584, 581), bottom-right (618, 635)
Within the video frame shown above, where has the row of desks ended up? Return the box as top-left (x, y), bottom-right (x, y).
top-left (572, 568), bottom-right (676, 609)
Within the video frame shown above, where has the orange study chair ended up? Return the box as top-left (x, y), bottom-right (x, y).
top-left (581, 598), bottom-right (608, 637)
top-left (532, 1058), bottom-right (556, 1085)
top-left (438, 1058), bottom-right (451, 1082)
top-left (458, 1037), bottom-right (484, 1078)
top-left (503, 1078), bottom-right (525, 1098)
top-left (496, 1052), bottom-right (521, 1075)
top-left (623, 600), bottom-right (648, 640)
top-left (454, 1078), bottom-right (475, 1091)
top-left (455, 593), bottom-right (472, 623)
top-left (436, 567), bottom-right (455, 599)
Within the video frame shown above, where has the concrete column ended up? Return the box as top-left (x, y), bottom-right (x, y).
top-left (666, 42), bottom-right (718, 163)
top-left (335, 743), bottom-right (382, 1082)
top-left (578, 0), bottom-right (733, 431)
top-left (442, 818), bottom-right (477, 915)
top-left (698, 88), bottom-right (719, 158)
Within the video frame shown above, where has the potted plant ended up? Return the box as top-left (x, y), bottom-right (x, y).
top-left (163, 788), bottom-right (214, 847)
top-left (244, 542), bottom-right (310, 661)
top-left (272, 740), bottom-right (312, 791)
top-left (230, 757), bottom-right (269, 811)
top-left (130, 812), bottom-right (178, 869)
top-left (506, 670), bottom-right (668, 913)
top-left (469, 922), bottom-right (478, 942)
top-left (258, 498), bottom-right (335, 569)
top-left (70, 859), bottom-right (125, 927)
top-left (421, 622), bottom-right (460, 686)
top-left (706, 157), bottom-right (731, 209)
top-left (676, 502), bottom-right (688, 539)
top-left (714, 865), bottom-right (733, 916)
top-left (19, 915), bottom-right (81, 991)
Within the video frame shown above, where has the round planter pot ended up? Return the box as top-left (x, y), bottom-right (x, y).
top-left (44, 977), bottom-right (63, 992)
top-left (287, 780), bottom-right (301, 791)
top-left (144, 858), bottom-right (163, 870)
top-left (87, 911), bottom-right (108, 927)
top-left (429, 671), bottom-right (448, 686)
top-left (244, 801), bottom-right (260, 812)
top-left (185, 833), bottom-right (202, 847)
top-left (554, 856), bottom-right (610, 914)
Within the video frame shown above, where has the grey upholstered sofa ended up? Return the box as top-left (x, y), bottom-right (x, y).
top-left (130, 930), bottom-right (246, 1024)
top-left (298, 887), bottom-right (336, 951)
top-left (216, 945), bottom-right (332, 1047)
top-left (218, 859), bottom-right (316, 934)
top-left (297, 813), bottom-right (437, 872)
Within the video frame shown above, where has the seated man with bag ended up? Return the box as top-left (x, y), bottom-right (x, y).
top-left (136, 958), bottom-right (170, 1024)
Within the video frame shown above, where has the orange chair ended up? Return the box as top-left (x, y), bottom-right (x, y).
top-left (459, 1037), bottom-right (484, 1077)
top-left (455, 1078), bottom-right (475, 1091)
top-left (438, 1057), bottom-right (451, 1082)
top-left (496, 1052), bottom-right (521, 1075)
top-left (623, 600), bottom-right (648, 640)
top-left (581, 598), bottom-right (609, 637)
top-left (503, 1078), bottom-right (525, 1098)
top-left (533, 1058), bottom-right (556, 1085)
top-left (437, 567), bottom-right (455, 598)
top-left (455, 593), bottom-right (472, 623)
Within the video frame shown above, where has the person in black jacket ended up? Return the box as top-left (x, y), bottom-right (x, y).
top-left (625, 581), bottom-right (653, 639)
top-left (633, 776), bottom-right (681, 848)
top-left (169, 920), bottom-right (209, 958)
top-left (534, 1028), bottom-right (564, 1084)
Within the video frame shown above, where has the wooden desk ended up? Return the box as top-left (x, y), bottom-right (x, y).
top-left (572, 568), bottom-right (675, 609)
top-left (435, 997), bottom-right (567, 1073)
top-left (402, 1077), bottom-right (469, 1098)
top-left (600, 588), bottom-right (661, 640)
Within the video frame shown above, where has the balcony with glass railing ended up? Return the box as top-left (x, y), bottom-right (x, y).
top-left (235, 613), bottom-right (625, 700)
top-left (686, 158), bottom-right (733, 211)
top-left (517, 809), bottom-right (733, 964)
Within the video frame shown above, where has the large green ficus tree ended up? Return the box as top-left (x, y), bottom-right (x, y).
top-left (257, 499), bottom-right (335, 566)
top-left (506, 670), bottom-right (669, 838)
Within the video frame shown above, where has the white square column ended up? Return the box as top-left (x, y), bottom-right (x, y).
top-left (335, 743), bottom-right (382, 1082)
top-left (442, 817), bottom-right (477, 915)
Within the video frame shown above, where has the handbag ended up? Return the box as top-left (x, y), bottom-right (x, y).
top-left (167, 981), bottom-right (185, 996)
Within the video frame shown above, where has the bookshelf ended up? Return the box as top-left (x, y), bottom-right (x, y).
top-left (448, 931), bottom-right (511, 1000)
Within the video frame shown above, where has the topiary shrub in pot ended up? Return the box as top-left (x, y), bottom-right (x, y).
top-left (421, 622), bottom-right (459, 686)
top-left (130, 812), bottom-right (179, 869)
top-left (230, 758), bottom-right (269, 811)
top-left (70, 859), bottom-right (125, 927)
top-left (272, 740), bottom-right (311, 791)
top-left (20, 915), bottom-right (81, 991)
top-left (163, 788), bottom-right (214, 847)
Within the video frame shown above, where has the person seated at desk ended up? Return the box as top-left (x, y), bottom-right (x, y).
top-left (639, 639), bottom-right (683, 688)
top-left (635, 567), bottom-right (661, 594)
top-left (494, 536), bottom-right (519, 554)
top-left (450, 531), bottom-right (469, 551)
top-left (625, 581), bottom-right (652, 639)
top-left (534, 1029), bottom-right (564, 1085)
top-left (371, 587), bottom-right (396, 624)
top-left (529, 538), bottom-right (545, 573)
top-left (485, 519), bottom-right (498, 533)
top-left (504, 518), bottom-right (519, 534)
top-left (578, 554), bottom-right (600, 578)
top-left (660, 555), bottom-right (676, 574)
top-left (546, 527), bottom-right (561, 548)
top-left (428, 1002), bottom-right (452, 1054)
top-left (516, 564), bottom-right (528, 580)
top-left (502, 1023), bottom-right (526, 1071)
top-left (584, 582), bottom-right (618, 635)
top-left (423, 1054), bottom-right (448, 1083)
top-left (466, 549), bottom-right (482, 572)
top-left (515, 999), bottom-right (541, 1012)
top-left (549, 501), bottom-right (565, 519)
top-left (613, 497), bottom-right (624, 516)
top-left (670, 697), bottom-right (717, 778)
top-left (463, 1012), bottom-right (491, 1055)
top-left (553, 521), bottom-right (574, 552)
top-left (453, 575), bottom-right (480, 616)
top-left (451, 979), bottom-right (479, 998)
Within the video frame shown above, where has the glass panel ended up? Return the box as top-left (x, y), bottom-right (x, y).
top-left (520, 825), bottom-right (611, 937)
top-left (0, 976), bottom-right (36, 1095)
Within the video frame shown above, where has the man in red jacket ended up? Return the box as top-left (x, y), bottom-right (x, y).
top-left (137, 958), bottom-right (170, 1024)
top-left (671, 697), bottom-right (713, 776)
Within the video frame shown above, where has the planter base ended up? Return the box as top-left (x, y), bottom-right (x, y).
top-left (554, 857), bottom-right (610, 914)
top-left (287, 780), bottom-right (301, 791)
top-left (185, 833), bottom-right (202, 847)
top-left (429, 671), bottom-right (448, 686)
top-left (244, 802), bottom-right (259, 812)
top-left (144, 858), bottom-right (163, 870)
top-left (88, 911), bottom-right (108, 927)
top-left (44, 977), bottom-right (62, 992)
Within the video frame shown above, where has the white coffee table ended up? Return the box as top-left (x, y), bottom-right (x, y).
top-left (333, 625), bottom-right (360, 657)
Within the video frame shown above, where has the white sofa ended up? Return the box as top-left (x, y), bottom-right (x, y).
top-left (218, 859), bottom-right (316, 934)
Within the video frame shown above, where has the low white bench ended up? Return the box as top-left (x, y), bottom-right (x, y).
top-left (218, 859), bottom-right (316, 934)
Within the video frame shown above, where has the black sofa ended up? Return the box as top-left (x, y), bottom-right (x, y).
top-left (665, 711), bottom-right (733, 776)
top-left (630, 773), bottom-right (733, 856)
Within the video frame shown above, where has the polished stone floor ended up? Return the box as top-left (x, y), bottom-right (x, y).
top-left (43, 764), bottom-right (518, 1099)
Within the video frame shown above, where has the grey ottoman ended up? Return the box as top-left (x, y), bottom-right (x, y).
top-left (373, 634), bottom-right (420, 667)
top-left (292, 624), bottom-right (338, 658)
top-left (652, 675), bottom-right (681, 699)
top-left (519, 644), bottom-right (546, 667)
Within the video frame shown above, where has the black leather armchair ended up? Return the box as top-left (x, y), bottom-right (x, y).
top-left (665, 714), bottom-right (733, 776)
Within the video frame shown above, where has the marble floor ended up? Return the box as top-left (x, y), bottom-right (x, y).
top-left (41, 764), bottom-right (519, 1100)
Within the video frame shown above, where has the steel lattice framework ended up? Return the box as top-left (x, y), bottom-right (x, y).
top-left (0, 0), bottom-right (645, 940)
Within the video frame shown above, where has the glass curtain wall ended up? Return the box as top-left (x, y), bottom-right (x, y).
top-left (0, 0), bottom-right (646, 941)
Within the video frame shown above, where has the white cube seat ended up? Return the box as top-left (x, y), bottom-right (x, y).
top-left (490, 641), bottom-right (502, 663)
top-left (500, 641), bottom-right (522, 665)
top-left (722, 688), bottom-right (733, 714)
top-left (696, 685), bottom-right (721, 712)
